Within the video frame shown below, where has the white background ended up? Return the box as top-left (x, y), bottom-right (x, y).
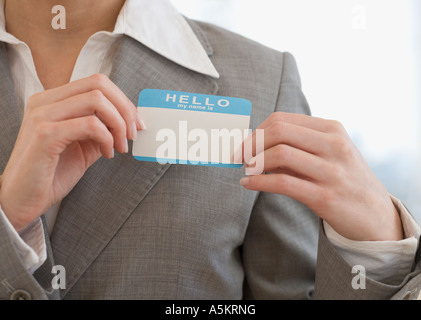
top-left (170, 0), bottom-right (421, 221)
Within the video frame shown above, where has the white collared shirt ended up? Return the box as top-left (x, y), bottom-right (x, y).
top-left (0, 0), bottom-right (419, 284)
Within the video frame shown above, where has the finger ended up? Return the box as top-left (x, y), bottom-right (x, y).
top-left (33, 90), bottom-right (128, 154)
top-left (256, 112), bottom-right (343, 133)
top-left (238, 120), bottom-right (332, 164)
top-left (27, 74), bottom-right (146, 139)
top-left (246, 144), bottom-right (330, 182)
top-left (234, 112), bottom-right (346, 164)
top-left (37, 116), bottom-right (115, 159)
top-left (240, 173), bottom-right (322, 207)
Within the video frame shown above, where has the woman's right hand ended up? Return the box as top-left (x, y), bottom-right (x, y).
top-left (0, 74), bottom-right (145, 232)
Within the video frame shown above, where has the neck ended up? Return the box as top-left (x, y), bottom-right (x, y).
top-left (4, 0), bottom-right (126, 89)
top-left (5, 0), bottom-right (125, 46)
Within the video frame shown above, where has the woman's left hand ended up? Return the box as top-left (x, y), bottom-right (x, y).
top-left (239, 112), bottom-right (403, 242)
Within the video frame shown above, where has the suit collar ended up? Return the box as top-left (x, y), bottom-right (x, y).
top-left (114, 0), bottom-right (219, 79)
top-left (50, 34), bottom-right (219, 298)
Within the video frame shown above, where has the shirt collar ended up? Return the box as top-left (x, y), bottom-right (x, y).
top-left (0, 0), bottom-right (220, 78)
top-left (0, 0), bottom-right (20, 45)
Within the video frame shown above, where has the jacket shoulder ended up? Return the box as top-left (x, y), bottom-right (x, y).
top-left (188, 19), bottom-right (284, 64)
top-left (186, 19), bottom-right (308, 119)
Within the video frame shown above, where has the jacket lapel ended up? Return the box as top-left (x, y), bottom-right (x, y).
top-left (51, 34), bottom-right (219, 297)
top-left (0, 42), bottom-right (21, 174)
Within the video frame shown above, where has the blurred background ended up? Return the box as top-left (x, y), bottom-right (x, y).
top-left (170, 0), bottom-right (421, 222)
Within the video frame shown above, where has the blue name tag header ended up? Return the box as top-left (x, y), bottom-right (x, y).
top-left (138, 89), bottom-right (252, 116)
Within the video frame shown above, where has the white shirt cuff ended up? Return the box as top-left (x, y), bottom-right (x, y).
top-left (0, 205), bottom-right (47, 274)
top-left (324, 195), bottom-right (421, 285)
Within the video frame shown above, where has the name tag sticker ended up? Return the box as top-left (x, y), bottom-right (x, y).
top-left (132, 89), bottom-right (252, 168)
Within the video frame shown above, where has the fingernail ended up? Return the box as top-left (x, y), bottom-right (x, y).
top-left (240, 177), bottom-right (250, 186)
top-left (124, 139), bottom-right (129, 153)
top-left (245, 167), bottom-right (256, 176)
top-left (136, 112), bottom-right (147, 130)
top-left (232, 146), bottom-right (243, 164)
top-left (246, 157), bottom-right (256, 167)
top-left (131, 122), bottom-right (137, 141)
top-left (110, 149), bottom-right (115, 159)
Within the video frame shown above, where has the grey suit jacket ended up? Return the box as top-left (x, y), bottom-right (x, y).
top-left (0, 19), bottom-right (420, 300)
